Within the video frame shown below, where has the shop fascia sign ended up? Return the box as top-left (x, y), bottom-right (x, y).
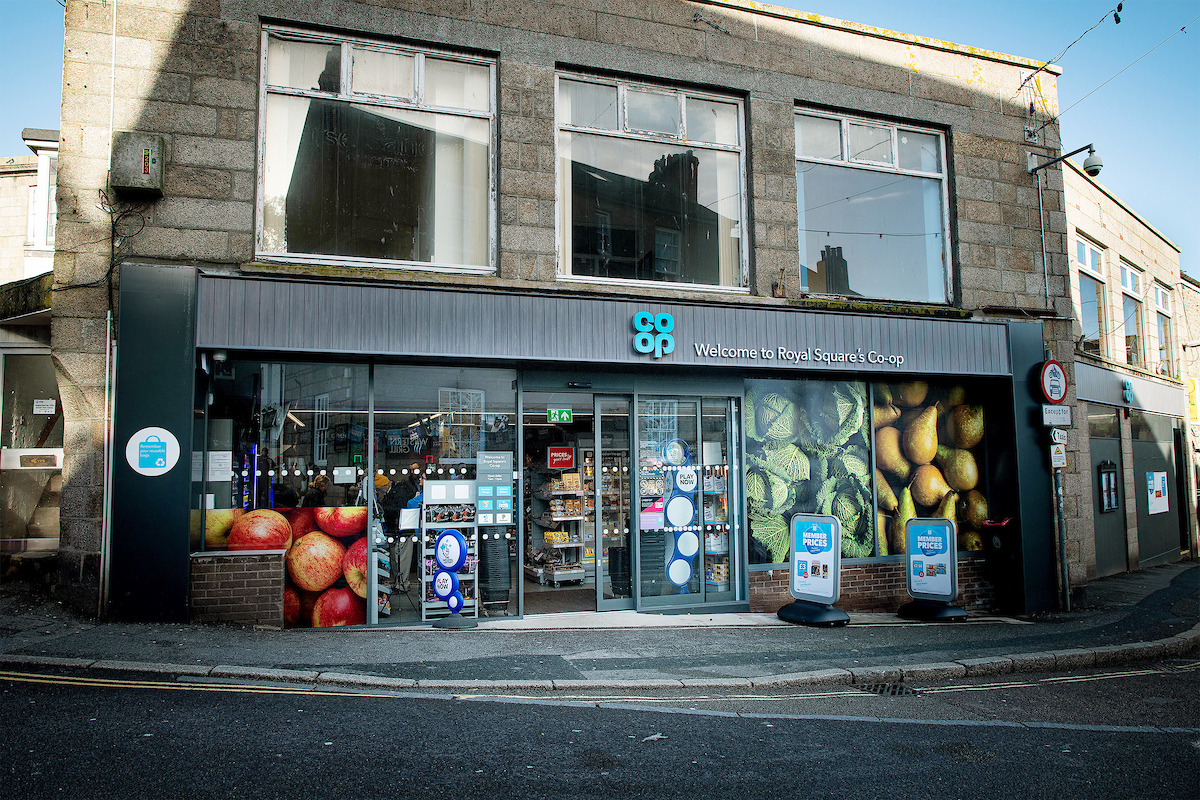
top-left (631, 310), bottom-right (905, 366)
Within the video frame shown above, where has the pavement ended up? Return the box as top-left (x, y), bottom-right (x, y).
top-left (0, 561), bottom-right (1196, 691)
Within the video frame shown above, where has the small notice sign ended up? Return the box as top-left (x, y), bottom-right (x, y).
top-left (1049, 444), bottom-right (1067, 468)
top-left (547, 446), bottom-right (575, 469)
top-left (1042, 404), bottom-right (1072, 426)
top-left (548, 408), bottom-right (573, 423)
top-left (33, 399), bottom-right (57, 415)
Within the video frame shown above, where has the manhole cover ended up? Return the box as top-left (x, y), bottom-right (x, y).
top-left (857, 683), bottom-right (919, 696)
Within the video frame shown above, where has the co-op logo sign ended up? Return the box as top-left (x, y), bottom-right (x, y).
top-left (632, 312), bottom-right (675, 359)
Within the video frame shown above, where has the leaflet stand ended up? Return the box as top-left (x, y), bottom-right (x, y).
top-left (897, 518), bottom-right (968, 621)
top-left (421, 480), bottom-right (479, 629)
top-left (777, 513), bottom-right (849, 628)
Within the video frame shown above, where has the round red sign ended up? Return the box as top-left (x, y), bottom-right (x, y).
top-left (1040, 360), bottom-right (1068, 404)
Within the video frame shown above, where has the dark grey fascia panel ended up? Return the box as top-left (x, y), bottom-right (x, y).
top-left (196, 275), bottom-right (1012, 377)
top-left (1075, 361), bottom-right (1186, 417)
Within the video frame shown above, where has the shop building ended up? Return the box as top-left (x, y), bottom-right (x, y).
top-left (52, 0), bottom-right (1085, 626)
top-left (1064, 160), bottom-right (1197, 585)
top-left (1, 129), bottom-right (61, 569)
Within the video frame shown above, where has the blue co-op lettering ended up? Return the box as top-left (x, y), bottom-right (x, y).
top-left (633, 312), bottom-right (675, 359)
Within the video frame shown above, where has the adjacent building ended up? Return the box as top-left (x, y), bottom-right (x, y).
top-left (1064, 159), bottom-right (1196, 584)
top-left (40, 0), bottom-right (1144, 627)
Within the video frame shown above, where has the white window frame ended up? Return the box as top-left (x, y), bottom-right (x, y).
top-left (1153, 283), bottom-right (1171, 314)
top-left (555, 73), bottom-right (750, 293)
top-left (1075, 236), bottom-right (1105, 279)
top-left (794, 108), bottom-right (952, 303)
top-left (256, 26), bottom-right (498, 274)
top-left (1119, 261), bottom-right (1142, 295)
top-left (1076, 270), bottom-right (1107, 358)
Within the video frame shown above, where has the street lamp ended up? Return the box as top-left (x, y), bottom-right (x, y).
top-left (1028, 144), bottom-right (1102, 306)
top-left (1028, 143), bottom-right (1101, 613)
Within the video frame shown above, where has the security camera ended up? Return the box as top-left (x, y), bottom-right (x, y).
top-left (1083, 148), bottom-right (1102, 177)
top-left (212, 349), bottom-right (227, 363)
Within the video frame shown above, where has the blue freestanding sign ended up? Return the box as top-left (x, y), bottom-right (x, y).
top-left (777, 513), bottom-right (848, 627)
top-left (898, 518), bottom-right (967, 621)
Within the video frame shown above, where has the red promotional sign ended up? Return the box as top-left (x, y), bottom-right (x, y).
top-left (1040, 360), bottom-right (1068, 404)
top-left (547, 447), bottom-right (575, 469)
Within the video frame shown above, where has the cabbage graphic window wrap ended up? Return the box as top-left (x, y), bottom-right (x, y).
top-left (872, 380), bottom-right (990, 556)
top-left (745, 379), bottom-right (872, 564)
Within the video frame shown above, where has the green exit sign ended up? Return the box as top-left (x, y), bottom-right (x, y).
top-left (548, 408), bottom-right (573, 423)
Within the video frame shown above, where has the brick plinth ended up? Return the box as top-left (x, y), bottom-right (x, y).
top-left (750, 556), bottom-right (996, 614)
top-left (189, 551), bottom-right (286, 629)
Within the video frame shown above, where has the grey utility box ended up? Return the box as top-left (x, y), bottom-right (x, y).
top-left (110, 131), bottom-right (164, 198)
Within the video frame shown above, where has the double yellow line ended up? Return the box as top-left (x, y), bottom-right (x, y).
top-left (0, 669), bottom-right (394, 698)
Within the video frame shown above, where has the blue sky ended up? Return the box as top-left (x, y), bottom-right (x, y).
top-left (2, 0), bottom-right (1197, 274)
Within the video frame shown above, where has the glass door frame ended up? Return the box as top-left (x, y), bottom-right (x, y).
top-left (632, 392), bottom-right (741, 612)
top-left (594, 394), bottom-right (635, 611)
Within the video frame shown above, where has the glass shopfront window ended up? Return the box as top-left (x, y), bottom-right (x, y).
top-left (194, 359), bottom-right (516, 627)
top-left (747, 377), bottom-right (1007, 567)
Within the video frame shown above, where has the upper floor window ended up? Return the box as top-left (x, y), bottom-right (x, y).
top-left (1076, 237), bottom-right (1103, 276)
top-left (1154, 283), bottom-right (1171, 313)
top-left (795, 111), bottom-right (950, 304)
top-left (258, 29), bottom-right (495, 271)
top-left (557, 75), bottom-right (747, 289)
top-left (1077, 271), bottom-right (1106, 357)
top-left (1120, 261), bottom-right (1141, 294)
top-left (1119, 261), bottom-right (1145, 367)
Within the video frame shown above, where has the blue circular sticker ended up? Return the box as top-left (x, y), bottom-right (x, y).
top-left (434, 529), bottom-right (468, 571)
top-left (446, 590), bottom-right (464, 613)
top-left (433, 569), bottom-right (459, 600)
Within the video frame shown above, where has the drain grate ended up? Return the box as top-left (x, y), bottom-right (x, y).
top-left (857, 683), bottom-right (920, 696)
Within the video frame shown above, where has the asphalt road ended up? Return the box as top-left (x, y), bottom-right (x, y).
top-left (2, 659), bottom-right (1196, 799)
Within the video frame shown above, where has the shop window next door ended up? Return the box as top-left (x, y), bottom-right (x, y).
top-left (635, 396), bottom-right (738, 610)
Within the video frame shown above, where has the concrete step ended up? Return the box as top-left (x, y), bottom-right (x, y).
top-left (47, 473), bottom-right (62, 494)
top-left (26, 506), bottom-right (59, 539)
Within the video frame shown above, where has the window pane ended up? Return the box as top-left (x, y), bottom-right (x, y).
top-left (1157, 313), bottom-right (1172, 376)
top-left (1088, 406), bottom-right (1120, 438)
top-left (1076, 239), bottom-right (1086, 265)
top-left (848, 122), bottom-right (891, 163)
top-left (560, 79), bottom-right (617, 130)
top-left (898, 129), bottom-right (940, 172)
top-left (686, 98), bottom-right (738, 145)
top-left (1123, 295), bottom-right (1143, 366)
top-left (351, 47), bottom-right (414, 99)
top-left (1078, 274), bottom-right (1105, 356)
top-left (744, 380), bottom-right (871, 563)
top-left (425, 58), bottom-right (490, 112)
top-left (797, 161), bottom-right (945, 302)
top-left (267, 37), bottom-right (340, 92)
top-left (796, 114), bottom-right (841, 160)
top-left (262, 95), bottom-right (489, 265)
top-left (560, 132), bottom-right (743, 286)
top-left (626, 90), bottom-right (679, 135)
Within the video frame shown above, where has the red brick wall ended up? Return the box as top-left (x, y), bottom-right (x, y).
top-left (189, 551), bottom-right (286, 628)
top-left (750, 555), bottom-right (996, 613)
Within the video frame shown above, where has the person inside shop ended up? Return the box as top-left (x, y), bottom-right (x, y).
top-left (379, 470), bottom-right (421, 592)
top-left (299, 474), bottom-right (330, 507)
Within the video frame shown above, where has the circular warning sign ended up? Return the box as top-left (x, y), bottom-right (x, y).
top-left (1040, 360), bottom-right (1068, 404)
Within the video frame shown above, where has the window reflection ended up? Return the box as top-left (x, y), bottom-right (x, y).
top-left (562, 132), bottom-right (742, 286)
top-left (797, 162), bottom-right (944, 302)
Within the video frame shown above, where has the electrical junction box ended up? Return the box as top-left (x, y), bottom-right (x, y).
top-left (110, 131), bottom-right (164, 198)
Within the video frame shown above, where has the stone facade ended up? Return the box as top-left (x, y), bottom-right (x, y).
top-left (54, 0), bottom-right (1086, 614)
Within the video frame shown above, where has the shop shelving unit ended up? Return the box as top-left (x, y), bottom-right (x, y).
top-left (528, 466), bottom-right (587, 587)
